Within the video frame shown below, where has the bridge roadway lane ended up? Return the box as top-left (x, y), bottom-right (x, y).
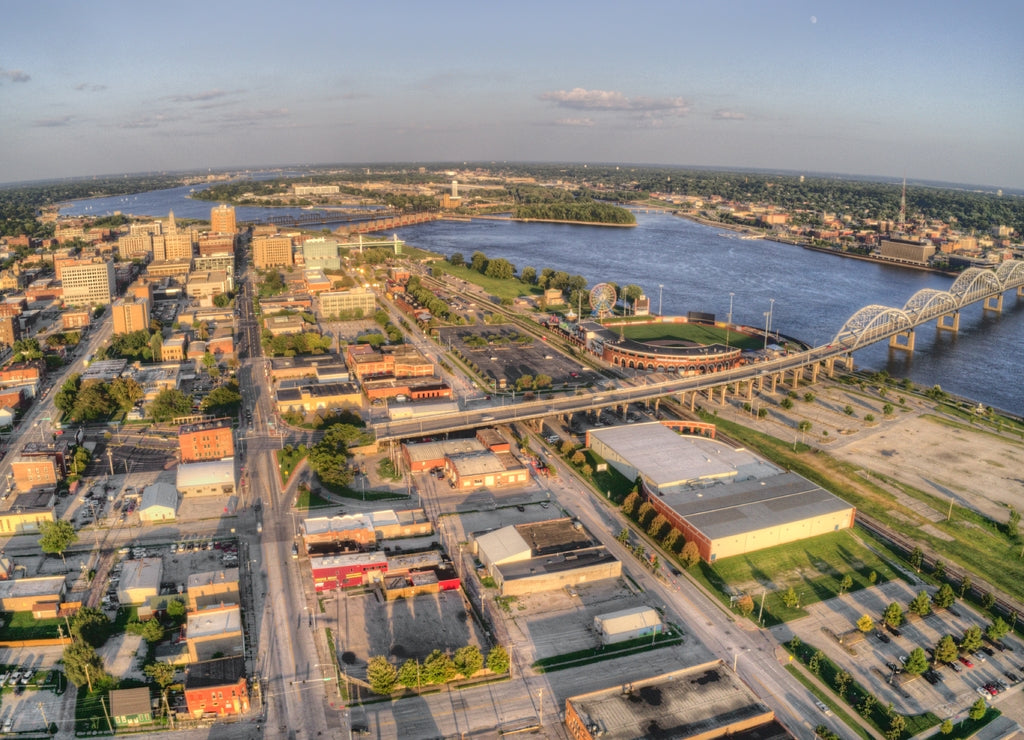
top-left (372, 344), bottom-right (848, 441)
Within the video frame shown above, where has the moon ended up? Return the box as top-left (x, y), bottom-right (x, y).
top-left (810, 15), bottom-right (817, 23)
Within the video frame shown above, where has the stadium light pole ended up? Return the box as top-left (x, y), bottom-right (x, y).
top-left (658, 284), bottom-right (664, 316)
top-left (763, 312), bottom-right (770, 351)
top-left (726, 292), bottom-right (734, 349)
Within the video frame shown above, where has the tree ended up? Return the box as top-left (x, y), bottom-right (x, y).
top-left (38, 520), bottom-right (78, 568)
top-left (661, 528), bottom-right (683, 554)
top-left (621, 491), bottom-right (641, 517)
top-left (986, 616), bottom-right (1010, 642)
top-left (839, 574), bottom-right (853, 594)
top-left (934, 634), bottom-right (959, 665)
top-left (908, 590), bottom-right (931, 617)
top-left (366, 656), bottom-right (398, 695)
top-left (886, 714), bottom-right (907, 740)
top-left (109, 376), bottom-right (144, 412)
top-left (960, 625), bottom-right (983, 653)
top-left (647, 514), bottom-right (669, 540)
top-left (448, 252), bottom-right (465, 267)
top-left (70, 607), bottom-right (112, 648)
top-left (62, 641), bottom-right (109, 689)
top-left (144, 661), bottom-right (175, 691)
top-left (486, 645), bottom-right (510, 675)
top-left (909, 546), bottom-right (923, 572)
top-left (679, 541), bottom-right (701, 568)
top-left (636, 502), bottom-right (657, 529)
top-left (422, 650), bottom-right (457, 684)
top-left (968, 697), bottom-right (987, 721)
top-left (782, 586), bottom-right (799, 609)
top-left (857, 614), bottom-right (874, 633)
top-left (933, 559), bottom-right (945, 581)
top-left (616, 528), bottom-right (630, 545)
top-left (470, 251), bottom-right (487, 273)
top-left (570, 450), bottom-right (586, 467)
top-left (1008, 507), bottom-right (1020, 538)
top-left (735, 594), bottom-right (755, 617)
top-left (940, 719), bottom-right (953, 735)
top-left (397, 659), bottom-right (421, 689)
top-left (834, 670), bottom-right (852, 698)
top-left (903, 647), bottom-right (928, 675)
top-left (165, 598), bottom-right (187, 622)
top-left (883, 602), bottom-right (904, 628)
top-left (453, 645), bottom-right (483, 678)
top-left (147, 388), bottom-right (193, 422)
top-left (519, 266), bottom-right (537, 285)
top-left (200, 382), bottom-right (243, 418)
top-left (127, 619), bottom-right (164, 643)
top-left (808, 649), bottom-right (823, 675)
top-left (932, 583), bottom-right (955, 609)
top-left (71, 382), bottom-right (116, 421)
top-left (959, 575), bottom-right (972, 599)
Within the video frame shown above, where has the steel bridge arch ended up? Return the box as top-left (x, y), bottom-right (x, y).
top-left (901, 288), bottom-right (959, 319)
top-left (831, 304), bottom-right (914, 350)
top-left (995, 259), bottom-right (1024, 289)
top-left (949, 267), bottom-right (1002, 306)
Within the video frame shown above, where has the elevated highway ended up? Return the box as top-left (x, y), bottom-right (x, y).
top-left (373, 261), bottom-right (1024, 442)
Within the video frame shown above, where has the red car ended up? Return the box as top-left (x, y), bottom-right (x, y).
top-left (959, 656), bottom-right (974, 668)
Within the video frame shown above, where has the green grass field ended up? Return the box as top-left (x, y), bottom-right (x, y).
top-left (433, 262), bottom-right (542, 302)
top-left (617, 321), bottom-right (765, 350)
top-left (688, 530), bottom-right (905, 625)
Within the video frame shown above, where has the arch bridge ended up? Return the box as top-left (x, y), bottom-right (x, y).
top-left (831, 262), bottom-right (1024, 351)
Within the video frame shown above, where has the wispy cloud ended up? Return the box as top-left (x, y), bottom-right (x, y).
top-left (118, 112), bottom-right (186, 129)
top-left (74, 82), bottom-right (107, 92)
top-left (539, 87), bottom-right (690, 116)
top-left (166, 89), bottom-right (241, 103)
top-left (554, 117), bottom-right (595, 127)
top-left (0, 68), bottom-right (30, 83)
top-left (212, 107), bottom-right (290, 126)
top-left (713, 109), bottom-right (746, 120)
top-left (33, 115), bottom-right (72, 127)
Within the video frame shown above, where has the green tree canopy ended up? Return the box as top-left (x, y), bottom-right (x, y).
top-left (453, 645), bottom-right (483, 678)
top-left (961, 625), bottom-right (984, 653)
top-left (986, 616), bottom-right (1010, 642)
top-left (934, 634), bottom-right (959, 665)
top-left (856, 614), bottom-right (874, 633)
top-left (932, 583), bottom-right (956, 609)
top-left (200, 381), bottom-right (243, 418)
top-left (397, 659), bottom-right (421, 689)
top-left (109, 376), bottom-right (144, 412)
top-left (70, 607), bottom-right (112, 648)
top-left (366, 656), bottom-right (398, 695)
top-left (883, 602), bottom-right (904, 628)
top-left (147, 388), bottom-right (193, 422)
top-left (903, 647), bottom-right (929, 675)
top-left (486, 645), bottom-right (510, 675)
top-left (38, 520), bottom-right (78, 564)
top-left (908, 590), bottom-right (932, 617)
top-left (144, 661), bottom-right (175, 690)
top-left (422, 649), bottom-right (457, 685)
top-left (62, 641), bottom-right (110, 688)
top-left (70, 382), bottom-right (116, 422)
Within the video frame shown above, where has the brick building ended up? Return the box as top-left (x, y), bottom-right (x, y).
top-left (184, 656), bottom-right (249, 719)
top-left (178, 419), bottom-right (235, 463)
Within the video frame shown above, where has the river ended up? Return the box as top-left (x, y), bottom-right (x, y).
top-left (61, 188), bottom-right (1023, 414)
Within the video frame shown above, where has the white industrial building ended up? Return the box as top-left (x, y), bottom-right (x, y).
top-left (175, 459), bottom-right (236, 497)
top-left (593, 606), bottom-right (663, 645)
top-left (139, 482), bottom-right (178, 522)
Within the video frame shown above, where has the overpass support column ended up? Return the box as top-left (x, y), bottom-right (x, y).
top-left (719, 385), bottom-right (727, 405)
top-left (745, 380), bottom-right (754, 401)
top-left (937, 311), bottom-right (960, 333)
top-left (824, 357), bottom-right (835, 378)
top-left (1018, 286), bottom-right (1024, 298)
top-left (790, 369), bottom-right (801, 390)
top-left (809, 363), bottom-right (820, 384)
top-left (983, 294), bottom-right (1004, 313)
top-left (688, 392), bottom-right (696, 412)
top-left (889, 330), bottom-right (915, 352)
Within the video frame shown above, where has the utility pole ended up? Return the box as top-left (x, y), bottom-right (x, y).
top-left (759, 590), bottom-right (766, 624)
top-left (99, 694), bottom-right (113, 733)
top-left (106, 448), bottom-right (114, 477)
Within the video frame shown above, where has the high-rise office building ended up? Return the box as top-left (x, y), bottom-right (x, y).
top-left (210, 204), bottom-right (237, 235)
top-left (252, 235), bottom-right (293, 269)
top-left (60, 260), bottom-right (116, 306)
top-left (112, 296), bottom-right (151, 335)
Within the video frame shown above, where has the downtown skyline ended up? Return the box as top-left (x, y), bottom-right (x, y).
top-left (1, 0), bottom-right (1022, 190)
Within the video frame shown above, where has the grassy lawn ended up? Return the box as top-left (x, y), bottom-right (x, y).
top-left (532, 627), bottom-right (684, 673)
top-left (277, 445), bottom-right (309, 485)
top-left (433, 263), bottom-right (541, 302)
top-left (321, 483), bottom-right (409, 503)
top-left (294, 487), bottom-right (335, 511)
top-left (618, 321), bottom-right (764, 350)
top-left (696, 410), bottom-right (1024, 604)
top-left (689, 529), bottom-right (905, 625)
top-left (0, 612), bottom-right (62, 640)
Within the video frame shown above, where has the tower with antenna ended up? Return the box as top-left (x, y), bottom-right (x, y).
top-left (898, 176), bottom-right (906, 231)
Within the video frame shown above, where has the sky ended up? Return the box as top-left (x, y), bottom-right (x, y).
top-left (2, 0), bottom-right (1022, 188)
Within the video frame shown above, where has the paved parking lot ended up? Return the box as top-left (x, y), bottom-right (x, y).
top-left (776, 579), bottom-right (1024, 718)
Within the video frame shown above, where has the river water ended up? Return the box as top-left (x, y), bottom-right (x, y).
top-left (61, 190), bottom-right (1023, 413)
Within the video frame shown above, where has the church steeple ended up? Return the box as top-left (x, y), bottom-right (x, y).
top-left (167, 210), bottom-right (177, 233)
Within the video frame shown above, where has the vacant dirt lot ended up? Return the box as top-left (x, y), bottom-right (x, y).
top-left (714, 378), bottom-right (1024, 525)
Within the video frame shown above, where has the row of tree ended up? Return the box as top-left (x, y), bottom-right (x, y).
top-left (366, 645), bottom-right (509, 695)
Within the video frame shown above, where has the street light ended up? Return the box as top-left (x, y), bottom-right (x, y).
top-left (768, 298), bottom-right (775, 340)
top-left (763, 312), bottom-right (770, 351)
top-left (726, 292), bottom-right (734, 349)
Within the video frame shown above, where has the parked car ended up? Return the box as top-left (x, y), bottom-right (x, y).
top-left (950, 661), bottom-right (963, 673)
top-left (886, 661), bottom-right (901, 673)
top-left (875, 630), bottom-right (891, 644)
top-left (959, 656), bottom-right (974, 668)
top-left (885, 624), bottom-right (902, 638)
top-left (814, 701), bottom-right (832, 716)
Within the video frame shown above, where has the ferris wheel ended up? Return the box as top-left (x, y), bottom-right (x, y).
top-left (589, 282), bottom-right (617, 317)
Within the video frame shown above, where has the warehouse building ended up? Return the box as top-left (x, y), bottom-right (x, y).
top-left (564, 662), bottom-right (789, 740)
top-left (588, 423), bottom-right (854, 563)
top-left (473, 518), bottom-right (621, 597)
top-left (176, 459), bottom-right (236, 498)
top-left (0, 575), bottom-right (66, 612)
top-left (186, 604), bottom-right (243, 662)
top-left (118, 557), bottom-right (163, 605)
top-left (139, 482), bottom-right (178, 522)
top-left (309, 551), bottom-right (389, 592)
top-left (187, 568), bottom-right (240, 610)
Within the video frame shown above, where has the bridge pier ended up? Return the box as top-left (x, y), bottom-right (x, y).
top-left (808, 363), bottom-right (820, 384)
top-left (937, 311), bottom-right (960, 333)
top-left (789, 368), bottom-right (801, 390)
top-left (983, 294), bottom-right (1004, 313)
top-left (889, 330), bottom-right (915, 352)
top-left (1018, 286), bottom-right (1024, 298)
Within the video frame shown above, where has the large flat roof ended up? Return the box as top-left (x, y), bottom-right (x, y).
top-left (589, 423), bottom-right (769, 489)
top-left (120, 558), bottom-right (163, 592)
top-left (566, 662), bottom-right (784, 740)
top-left (661, 471), bottom-right (853, 541)
top-left (176, 458), bottom-right (235, 488)
top-left (187, 605), bottom-right (241, 638)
